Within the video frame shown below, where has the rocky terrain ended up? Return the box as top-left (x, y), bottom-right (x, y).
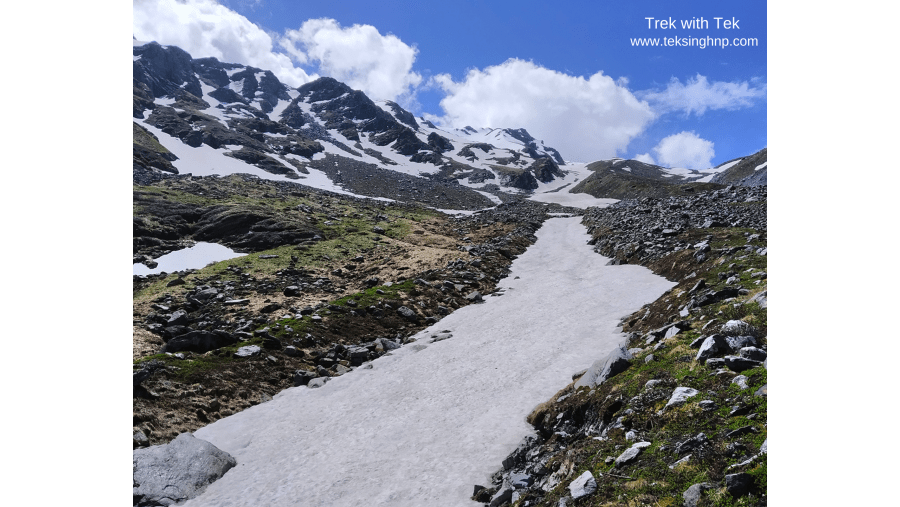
top-left (471, 185), bottom-right (767, 507)
top-left (710, 149), bottom-right (768, 187)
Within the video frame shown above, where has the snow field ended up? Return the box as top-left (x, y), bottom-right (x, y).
top-left (186, 217), bottom-right (675, 507)
top-left (132, 242), bottom-right (246, 276)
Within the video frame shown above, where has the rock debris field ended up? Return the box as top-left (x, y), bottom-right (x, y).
top-left (181, 217), bottom-right (675, 506)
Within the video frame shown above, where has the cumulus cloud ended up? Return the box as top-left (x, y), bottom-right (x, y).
top-left (638, 74), bottom-right (766, 116)
top-left (279, 19), bottom-right (423, 103)
top-left (132, 0), bottom-right (315, 87)
top-left (652, 131), bottom-right (715, 169)
top-left (432, 59), bottom-right (655, 162)
top-left (133, 2), bottom-right (422, 103)
top-left (633, 153), bottom-right (656, 165)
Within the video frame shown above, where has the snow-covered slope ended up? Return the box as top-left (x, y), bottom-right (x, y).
top-left (185, 217), bottom-right (675, 507)
top-left (133, 41), bottom-right (599, 210)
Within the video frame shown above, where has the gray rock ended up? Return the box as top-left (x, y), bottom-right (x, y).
top-left (698, 400), bottom-right (717, 411)
top-left (307, 377), bottom-right (330, 388)
top-left (695, 335), bottom-right (727, 362)
top-left (705, 357), bottom-right (725, 369)
top-left (377, 338), bottom-right (401, 351)
top-left (574, 347), bottom-right (633, 389)
top-left (676, 433), bottom-right (708, 455)
top-left (396, 306), bottom-right (418, 322)
top-left (167, 310), bottom-right (188, 326)
top-left (509, 472), bottom-right (533, 489)
top-left (465, 291), bottom-right (483, 302)
top-left (614, 441), bottom-right (651, 467)
top-left (739, 346), bottom-right (767, 361)
top-left (233, 345), bottom-right (261, 358)
top-left (133, 429), bottom-right (150, 448)
top-left (724, 355), bottom-right (763, 372)
top-left (724, 335), bottom-right (759, 352)
top-left (664, 387), bottom-right (699, 409)
top-left (689, 335), bottom-right (707, 348)
top-left (720, 320), bottom-right (758, 337)
top-left (760, 439), bottom-right (767, 454)
top-left (683, 482), bottom-right (715, 507)
top-left (489, 485), bottom-right (513, 507)
top-left (725, 473), bottom-right (754, 496)
top-left (664, 326), bottom-right (681, 339)
top-left (133, 433), bottom-right (236, 507)
top-left (568, 471), bottom-right (597, 499)
top-left (294, 370), bottom-right (316, 387)
top-left (750, 290), bottom-right (767, 308)
top-left (755, 384), bottom-right (767, 397)
top-left (162, 330), bottom-right (238, 354)
top-left (669, 454), bottom-right (691, 469)
top-left (732, 375), bottom-right (749, 390)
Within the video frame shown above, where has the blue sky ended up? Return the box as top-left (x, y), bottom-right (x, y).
top-left (133, 0), bottom-right (767, 167)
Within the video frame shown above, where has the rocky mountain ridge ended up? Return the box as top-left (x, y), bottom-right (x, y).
top-left (133, 41), bottom-right (569, 198)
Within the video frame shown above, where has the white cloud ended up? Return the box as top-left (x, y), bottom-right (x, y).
top-left (133, 2), bottom-right (422, 103)
top-left (633, 153), bottom-right (656, 165)
top-left (132, 0), bottom-right (315, 87)
top-left (279, 19), bottom-right (422, 103)
top-left (432, 59), bottom-right (655, 163)
top-left (652, 131), bottom-right (715, 169)
top-left (638, 74), bottom-right (766, 115)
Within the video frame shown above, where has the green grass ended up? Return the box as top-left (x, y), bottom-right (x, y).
top-left (133, 336), bottom-right (267, 381)
top-left (261, 279), bottom-right (418, 340)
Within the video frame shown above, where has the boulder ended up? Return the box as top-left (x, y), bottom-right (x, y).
top-left (397, 306), bottom-right (418, 322)
top-left (724, 335), bottom-right (759, 352)
top-left (133, 433), bottom-right (236, 506)
top-left (675, 433), bottom-right (709, 456)
top-left (614, 441), bottom-right (651, 467)
top-left (695, 335), bottom-right (727, 362)
top-left (724, 355), bottom-right (763, 372)
top-left (233, 345), bottom-right (261, 358)
top-left (568, 471), bottom-right (597, 499)
top-left (725, 473), bottom-right (754, 496)
top-left (293, 369), bottom-right (317, 387)
top-left (720, 320), bottom-right (758, 337)
top-left (683, 483), bottom-right (715, 507)
top-left (161, 330), bottom-right (237, 354)
top-left (574, 347), bottom-right (633, 389)
top-left (739, 346), bottom-right (767, 361)
top-left (664, 387), bottom-right (699, 409)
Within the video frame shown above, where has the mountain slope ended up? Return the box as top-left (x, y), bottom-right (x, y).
top-left (133, 41), bottom-right (571, 208)
top-left (710, 148), bottom-right (767, 186)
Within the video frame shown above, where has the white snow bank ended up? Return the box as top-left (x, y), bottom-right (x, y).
top-left (528, 191), bottom-right (618, 209)
top-left (133, 242), bottom-right (245, 276)
top-left (187, 217), bottom-right (675, 507)
top-left (755, 162), bottom-right (767, 171)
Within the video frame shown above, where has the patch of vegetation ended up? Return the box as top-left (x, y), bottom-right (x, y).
top-left (134, 337), bottom-right (267, 381)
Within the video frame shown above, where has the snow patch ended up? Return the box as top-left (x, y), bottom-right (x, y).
top-left (755, 162), bottom-right (767, 171)
top-left (133, 243), bottom-right (246, 276)
top-left (187, 217), bottom-right (675, 507)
